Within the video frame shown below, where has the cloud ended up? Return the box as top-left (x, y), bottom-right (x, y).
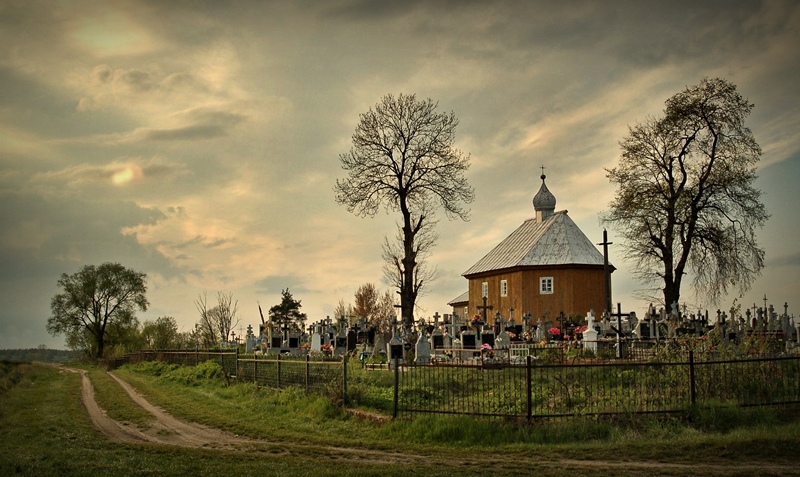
top-left (1, 0), bottom-right (799, 348)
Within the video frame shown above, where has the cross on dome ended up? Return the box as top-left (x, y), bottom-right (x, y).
top-left (533, 167), bottom-right (556, 221)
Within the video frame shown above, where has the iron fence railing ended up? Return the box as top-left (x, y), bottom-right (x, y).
top-left (393, 352), bottom-right (800, 420)
top-left (100, 346), bottom-right (800, 421)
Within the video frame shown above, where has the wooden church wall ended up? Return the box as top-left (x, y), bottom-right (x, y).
top-left (467, 266), bottom-right (607, 323)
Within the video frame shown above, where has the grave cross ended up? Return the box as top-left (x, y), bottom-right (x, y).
top-left (609, 303), bottom-right (629, 359)
top-left (477, 295), bottom-right (493, 324)
top-left (597, 229), bottom-right (613, 317)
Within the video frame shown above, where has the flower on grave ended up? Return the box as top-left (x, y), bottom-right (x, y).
top-left (480, 343), bottom-right (492, 352)
top-left (506, 331), bottom-right (517, 340)
top-left (320, 343), bottom-right (333, 355)
top-left (473, 314), bottom-right (481, 323)
top-left (575, 326), bottom-right (588, 335)
top-left (548, 327), bottom-right (561, 336)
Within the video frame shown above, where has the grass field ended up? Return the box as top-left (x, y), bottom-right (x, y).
top-left (1, 361), bottom-right (800, 476)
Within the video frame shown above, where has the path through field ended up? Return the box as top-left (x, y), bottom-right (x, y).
top-left (71, 367), bottom-right (800, 475)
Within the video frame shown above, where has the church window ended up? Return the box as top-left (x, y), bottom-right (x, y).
top-left (540, 277), bottom-right (553, 294)
top-left (481, 282), bottom-right (488, 297)
top-left (500, 280), bottom-right (508, 297)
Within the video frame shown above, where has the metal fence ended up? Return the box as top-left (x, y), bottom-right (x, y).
top-left (235, 354), bottom-right (345, 398)
top-left (101, 350), bottom-right (346, 402)
top-left (100, 347), bottom-right (800, 422)
top-left (393, 352), bottom-right (800, 420)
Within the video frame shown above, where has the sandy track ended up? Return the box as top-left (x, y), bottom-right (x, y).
top-left (70, 367), bottom-right (253, 450)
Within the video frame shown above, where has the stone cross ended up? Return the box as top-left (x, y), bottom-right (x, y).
top-left (583, 310), bottom-right (598, 353)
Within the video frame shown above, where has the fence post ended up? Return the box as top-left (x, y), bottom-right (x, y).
top-left (277, 353), bottom-right (282, 388)
top-left (254, 352), bottom-right (258, 386)
top-left (342, 354), bottom-right (348, 406)
top-left (392, 357), bottom-right (399, 419)
top-left (305, 354), bottom-right (310, 393)
top-left (526, 354), bottom-right (532, 421)
top-left (689, 349), bottom-right (696, 406)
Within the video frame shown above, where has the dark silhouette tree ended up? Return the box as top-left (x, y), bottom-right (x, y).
top-left (603, 78), bottom-right (769, 309)
top-left (335, 93), bottom-right (474, 329)
top-left (268, 289), bottom-right (307, 335)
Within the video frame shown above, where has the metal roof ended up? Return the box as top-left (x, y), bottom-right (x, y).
top-left (462, 211), bottom-right (607, 276)
top-left (447, 290), bottom-right (469, 306)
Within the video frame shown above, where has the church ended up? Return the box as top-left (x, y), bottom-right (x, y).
top-left (450, 173), bottom-right (612, 324)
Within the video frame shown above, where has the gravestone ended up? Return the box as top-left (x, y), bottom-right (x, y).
top-left (461, 330), bottom-right (477, 349)
top-left (287, 333), bottom-right (299, 350)
top-left (311, 323), bottom-right (323, 352)
top-left (245, 324), bottom-right (256, 353)
top-left (270, 334), bottom-right (282, 349)
top-left (582, 310), bottom-right (598, 353)
top-left (481, 330), bottom-right (496, 348)
top-left (373, 331), bottom-right (387, 355)
top-left (494, 329), bottom-right (510, 350)
top-left (388, 334), bottom-right (404, 367)
top-left (415, 328), bottom-right (431, 365)
top-left (636, 320), bottom-right (652, 339)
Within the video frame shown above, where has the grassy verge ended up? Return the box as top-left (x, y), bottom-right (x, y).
top-left (2, 361), bottom-right (800, 476)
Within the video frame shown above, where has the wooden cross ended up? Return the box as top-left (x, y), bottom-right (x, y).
top-left (597, 229), bottom-right (613, 317)
top-left (476, 295), bottom-right (493, 323)
top-left (609, 303), bottom-right (629, 337)
top-left (609, 303), bottom-right (629, 359)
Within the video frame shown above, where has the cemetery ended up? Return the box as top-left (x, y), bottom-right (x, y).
top-left (103, 294), bottom-right (800, 422)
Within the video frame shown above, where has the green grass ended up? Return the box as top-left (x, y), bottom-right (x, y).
top-left (2, 361), bottom-right (800, 476)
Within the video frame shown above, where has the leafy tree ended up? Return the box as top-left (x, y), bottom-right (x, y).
top-left (268, 289), bottom-right (307, 335)
top-left (335, 93), bottom-right (474, 330)
top-left (353, 283), bottom-right (379, 322)
top-left (603, 78), bottom-right (769, 308)
top-left (47, 262), bottom-right (148, 359)
top-left (141, 316), bottom-right (179, 349)
top-left (353, 283), bottom-right (397, 332)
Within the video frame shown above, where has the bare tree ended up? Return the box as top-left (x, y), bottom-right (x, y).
top-left (374, 289), bottom-right (397, 333)
top-left (381, 217), bottom-right (438, 316)
top-left (194, 292), bottom-right (217, 348)
top-left (335, 93), bottom-right (474, 329)
top-left (194, 291), bottom-right (239, 347)
top-left (334, 299), bottom-right (354, 324)
top-left (212, 291), bottom-right (239, 345)
top-left (603, 78), bottom-right (769, 308)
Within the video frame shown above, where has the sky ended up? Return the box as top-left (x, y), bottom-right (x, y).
top-left (1, 0), bottom-right (799, 349)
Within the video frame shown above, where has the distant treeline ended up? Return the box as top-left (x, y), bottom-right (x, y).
top-left (0, 349), bottom-right (79, 363)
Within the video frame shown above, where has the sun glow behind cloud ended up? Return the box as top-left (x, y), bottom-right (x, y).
top-left (112, 165), bottom-right (139, 185)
